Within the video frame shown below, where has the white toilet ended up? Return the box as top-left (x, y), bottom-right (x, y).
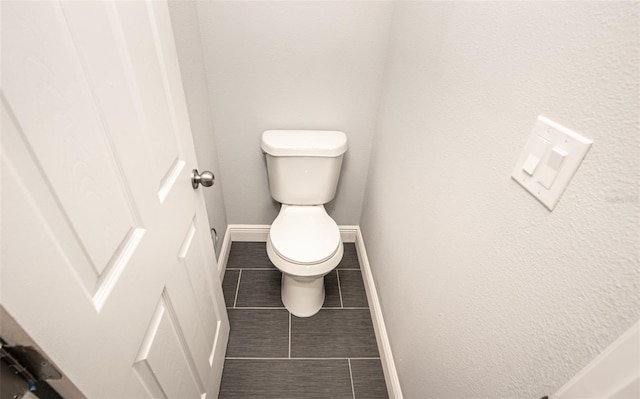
top-left (261, 130), bottom-right (348, 317)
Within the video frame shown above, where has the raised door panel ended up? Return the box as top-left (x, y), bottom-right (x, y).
top-left (114, 1), bottom-right (186, 204)
top-left (175, 214), bottom-right (222, 382)
top-left (1, 2), bottom-right (140, 299)
top-left (134, 292), bottom-right (202, 399)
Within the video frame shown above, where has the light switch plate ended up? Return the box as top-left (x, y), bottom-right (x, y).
top-left (512, 116), bottom-right (592, 210)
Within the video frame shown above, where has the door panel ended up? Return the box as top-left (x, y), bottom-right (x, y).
top-left (0, 1), bottom-right (228, 397)
top-left (134, 292), bottom-right (203, 399)
top-left (1, 0), bottom-right (137, 282)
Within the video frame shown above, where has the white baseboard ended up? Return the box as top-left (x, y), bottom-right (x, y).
top-left (216, 225), bottom-right (233, 278)
top-left (338, 225), bottom-right (358, 243)
top-left (224, 223), bottom-right (358, 243)
top-left (217, 224), bottom-right (269, 278)
top-left (228, 224), bottom-right (270, 242)
top-left (217, 224), bottom-right (403, 398)
top-left (355, 228), bottom-right (403, 399)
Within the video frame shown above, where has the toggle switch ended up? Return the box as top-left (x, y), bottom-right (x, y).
top-left (538, 147), bottom-right (567, 189)
top-left (522, 136), bottom-right (550, 175)
top-left (522, 154), bottom-right (540, 175)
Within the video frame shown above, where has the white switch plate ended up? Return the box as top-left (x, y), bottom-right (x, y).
top-left (512, 116), bottom-right (592, 210)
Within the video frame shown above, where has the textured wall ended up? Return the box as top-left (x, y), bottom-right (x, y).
top-left (360, 2), bottom-right (640, 398)
top-left (195, 1), bottom-right (393, 225)
top-left (168, 1), bottom-right (227, 256)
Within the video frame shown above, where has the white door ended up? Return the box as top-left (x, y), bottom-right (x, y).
top-left (1, 1), bottom-right (229, 398)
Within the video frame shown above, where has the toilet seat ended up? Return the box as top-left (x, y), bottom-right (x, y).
top-left (269, 204), bottom-right (340, 265)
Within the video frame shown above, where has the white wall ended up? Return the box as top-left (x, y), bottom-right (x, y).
top-left (361, 1), bottom-right (639, 398)
top-left (168, 1), bottom-right (227, 256)
top-left (195, 1), bottom-right (393, 225)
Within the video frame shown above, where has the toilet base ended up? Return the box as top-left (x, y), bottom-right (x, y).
top-left (281, 273), bottom-right (325, 317)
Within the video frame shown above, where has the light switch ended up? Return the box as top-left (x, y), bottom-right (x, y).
top-left (511, 116), bottom-right (592, 210)
top-left (522, 154), bottom-right (540, 175)
top-left (522, 136), bottom-right (550, 175)
top-left (538, 147), bottom-right (567, 189)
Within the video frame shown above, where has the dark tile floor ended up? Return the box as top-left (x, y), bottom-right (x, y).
top-left (220, 242), bottom-right (388, 399)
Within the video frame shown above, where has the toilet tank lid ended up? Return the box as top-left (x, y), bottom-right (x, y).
top-left (261, 130), bottom-right (347, 157)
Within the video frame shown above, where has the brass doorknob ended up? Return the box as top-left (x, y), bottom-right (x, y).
top-left (191, 169), bottom-right (215, 189)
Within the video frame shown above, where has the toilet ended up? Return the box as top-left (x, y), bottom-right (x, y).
top-left (261, 130), bottom-right (348, 317)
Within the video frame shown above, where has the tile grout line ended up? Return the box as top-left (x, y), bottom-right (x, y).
top-left (288, 311), bottom-right (292, 359)
top-left (348, 358), bottom-right (356, 399)
top-left (233, 269), bottom-right (242, 308)
top-left (224, 306), bottom-right (369, 310)
top-left (225, 267), bottom-right (360, 271)
top-left (225, 356), bottom-right (380, 360)
top-left (336, 270), bottom-right (344, 308)
top-left (225, 268), bottom-right (279, 271)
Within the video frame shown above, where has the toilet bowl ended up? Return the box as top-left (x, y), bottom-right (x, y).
top-left (261, 129), bottom-right (348, 317)
top-left (266, 204), bottom-right (343, 317)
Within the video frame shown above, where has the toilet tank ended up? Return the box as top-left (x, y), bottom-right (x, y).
top-left (261, 130), bottom-right (348, 205)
